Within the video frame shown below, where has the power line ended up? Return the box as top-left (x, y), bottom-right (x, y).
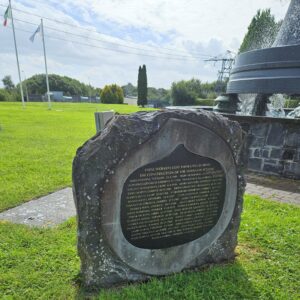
top-left (205, 52), bottom-right (235, 93)
top-left (0, 3), bottom-right (212, 57)
top-left (12, 17), bottom-right (207, 60)
top-left (6, 25), bottom-right (201, 62)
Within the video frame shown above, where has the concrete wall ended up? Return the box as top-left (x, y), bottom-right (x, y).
top-left (225, 114), bottom-right (300, 179)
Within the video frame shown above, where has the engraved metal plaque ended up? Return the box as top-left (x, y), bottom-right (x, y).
top-left (120, 145), bottom-right (226, 249)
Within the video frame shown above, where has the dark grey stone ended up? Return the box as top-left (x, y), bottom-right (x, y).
top-left (250, 136), bottom-right (266, 147)
top-left (270, 148), bottom-right (282, 159)
top-left (285, 132), bottom-right (300, 147)
top-left (250, 124), bottom-right (268, 137)
top-left (282, 148), bottom-right (296, 161)
top-left (263, 164), bottom-right (282, 174)
top-left (262, 149), bottom-right (270, 158)
top-left (264, 159), bottom-right (278, 165)
top-left (72, 110), bottom-right (246, 291)
top-left (218, 114), bottom-right (300, 178)
top-left (266, 124), bottom-right (285, 146)
top-left (248, 158), bottom-right (263, 171)
top-left (248, 147), bottom-right (257, 158)
top-left (253, 148), bottom-right (261, 158)
top-left (283, 162), bottom-right (300, 179)
top-left (297, 151), bottom-right (300, 161)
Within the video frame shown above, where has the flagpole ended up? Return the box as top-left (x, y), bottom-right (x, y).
top-left (22, 70), bottom-right (29, 102)
top-left (41, 18), bottom-right (51, 109)
top-left (9, 0), bottom-right (25, 108)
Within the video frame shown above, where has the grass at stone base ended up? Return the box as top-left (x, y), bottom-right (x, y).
top-left (0, 102), bottom-right (154, 212)
top-left (0, 195), bottom-right (299, 299)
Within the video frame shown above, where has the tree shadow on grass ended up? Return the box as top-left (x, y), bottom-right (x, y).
top-left (74, 260), bottom-right (259, 300)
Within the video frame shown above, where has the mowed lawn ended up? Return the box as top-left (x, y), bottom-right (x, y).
top-left (0, 195), bottom-right (299, 299)
top-left (0, 102), bottom-right (154, 211)
top-left (0, 102), bottom-right (299, 299)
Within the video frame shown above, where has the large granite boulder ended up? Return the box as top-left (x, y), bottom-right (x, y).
top-left (72, 109), bottom-right (246, 291)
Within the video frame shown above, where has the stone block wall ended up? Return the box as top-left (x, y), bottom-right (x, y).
top-left (224, 114), bottom-right (300, 179)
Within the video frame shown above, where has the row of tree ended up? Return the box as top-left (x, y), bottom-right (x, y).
top-left (171, 79), bottom-right (218, 106)
top-left (1, 8), bottom-right (283, 105)
top-left (121, 83), bottom-right (170, 102)
top-left (0, 75), bottom-right (21, 102)
top-left (102, 78), bottom-right (217, 106)
top-left (0, 74), bottom-right (219, 106)
top-left (22, 74), bottom-right (100, 96)
top-left (0, 74), bottom-right (101, 102)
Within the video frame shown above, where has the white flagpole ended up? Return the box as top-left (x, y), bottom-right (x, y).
top-left (40, 18), bottom-right (51, 109)
top-left (9, 0), bottom-right (25, 108)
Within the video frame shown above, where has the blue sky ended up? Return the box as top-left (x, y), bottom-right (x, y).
top-left (0, 0), bottom-right (289, 89)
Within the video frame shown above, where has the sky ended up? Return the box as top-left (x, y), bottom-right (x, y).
top-left (0, 0), bottom-right (290, 89)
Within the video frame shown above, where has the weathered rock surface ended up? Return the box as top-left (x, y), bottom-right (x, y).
top-left (72, 110), bottom-right (246, 291)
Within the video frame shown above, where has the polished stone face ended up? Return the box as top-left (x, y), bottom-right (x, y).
top-left (120, 144), bottom-right (226, 249)
top-left (73, 110), bottom-right (245, 290)
top-left (101, 118), bottom-right (237, 275)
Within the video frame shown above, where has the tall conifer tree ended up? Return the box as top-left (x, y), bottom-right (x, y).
top-left (137, 66), bottom-right (142, 106)
top-left (137, 65), bottom-right (148, 107)
top-left (141, 65), bottom-right (148, 106)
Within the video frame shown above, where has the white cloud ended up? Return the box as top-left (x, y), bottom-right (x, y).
top-left (0, 0), bottom-right (290, 89)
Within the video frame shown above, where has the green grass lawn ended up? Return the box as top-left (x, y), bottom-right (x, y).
top-left (0, 195), bottom-right (299, 299)
top-left (0, 102), bottom-right (299, 299)
top-left (0, 102), bottom-right (153, 212)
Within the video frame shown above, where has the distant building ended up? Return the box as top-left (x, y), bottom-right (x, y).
top-left (40, 91), bottom-right (101, 103)
top-left (50, 91), bottom-right (64, 101)
top-left (80, 96), bottom-right (89, 102)
top-left (147, 99), bottom-right (169, 108)
top-left (29, 91), bottom-right (100, 103)
top-left (28, 94), bottom-right (43, 102)
top-left (63, 96), bottom-right (73, 102)
top-left (124, 96), bottom-right (138, 106)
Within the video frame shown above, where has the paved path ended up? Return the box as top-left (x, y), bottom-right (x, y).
top-left (246, 183), bottom-right (300, 206)
top-left (0, 188), bottom-right (75, 227)
top-left (0, 181), bottom-right (299, 227)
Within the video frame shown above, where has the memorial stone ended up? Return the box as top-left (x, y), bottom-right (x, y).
top-left (72, 110), bottom-right (246, 291)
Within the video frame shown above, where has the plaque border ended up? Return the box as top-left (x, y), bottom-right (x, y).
top-left (101, 118), bottom-right (237, 275)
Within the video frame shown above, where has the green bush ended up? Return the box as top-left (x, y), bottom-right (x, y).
top-left (0, 89), bottom-right (21, 102)
top-left (284, 99), bottom-right (300, 108)
top-left (206, 92), bottom-right (217, 100)
top-left (195, 98), bottom-right (215, 106)
top-left (0, 89), bottom-right (10, 101)
top-left (171, 81), bottom-right (196, 106)
top-left (101, 84), bottom-right (124, 104)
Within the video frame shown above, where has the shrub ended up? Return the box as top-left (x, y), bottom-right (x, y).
top-left (285, 99), bottom-right (300, 108)
top-left (0, 89), bottom-right (10, 101)
top-left (0, 89), bottom-right (21, 102)
top-left (171, 81), bottom-right (196, 106)
top-left (101, 84), bottom-right (124, 104)
top-left (195, 99), bottom-right (215, 106)
top-left (206, 92), bottom-right (217, 100)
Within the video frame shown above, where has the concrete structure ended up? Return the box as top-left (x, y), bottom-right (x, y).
top-left (94, 111), bottom-right (114, 133)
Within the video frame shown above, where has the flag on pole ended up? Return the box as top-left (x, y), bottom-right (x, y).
top-left (29, 24), bottom-right (41, 42)
top-left (3, 5), bottom-right (12, 26)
